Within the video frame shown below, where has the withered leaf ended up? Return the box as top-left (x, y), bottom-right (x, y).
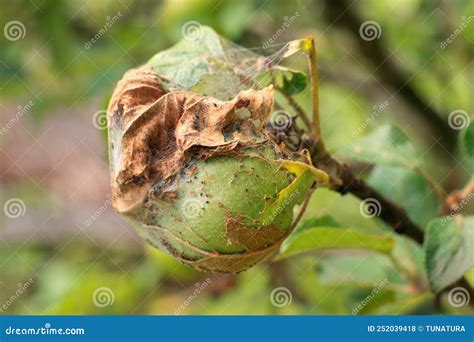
top-left (185, 249), bottom-right (276, 273)
top-left (225, 212), bottom-right (286, 251)
top-left (107, 64), bottom-right (274, 212)
top-left (143, 222), bottom-right (279, 273)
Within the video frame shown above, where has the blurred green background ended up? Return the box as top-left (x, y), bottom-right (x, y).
top-left (0, 0), bottom-right (473, 315)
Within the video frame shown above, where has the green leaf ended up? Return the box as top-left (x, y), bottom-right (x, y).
top-left (148, 26), bottom-right (258, 99)
top-left (272, 67), bottom-right (308, 95)
top-left (147, 26), bottom-right (277, 100)
top-left (149, 28), bottom-right (221, 89)
top-left (283, 72), bottom-right (307, 95)
top-left (305, 188), bottom-right (382, 235)
top-left (259, 160), bottom-right (329, 226)
top-left (339, 125), bottom-right (419, 168)
top-left (465, 268), bottom-right (474, 288)
top-left (368, 165), bottom-right (438, 227)
top-left (315, 254), bottom-right (393, 285)
top-left (294, 215), bottom-right (342, 233)
top-left (424, 216), bottom-right (474, 292)
top-left (392, 236), bottom-right (427, 282)
top-left (340, 125), bottom-right (442, 218)
top-left (284, 215), bottom-right (341, 248)
top-left (147, 26), bottom-right (310, 102)
top-left (277, 227), bottom-right (395, 260)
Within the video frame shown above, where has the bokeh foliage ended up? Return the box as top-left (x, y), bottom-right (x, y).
top-left (0, 0), bottom-right (472, 315)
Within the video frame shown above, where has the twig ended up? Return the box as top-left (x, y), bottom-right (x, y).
top-left (290, 186), bottom-right (316, 231)
top-left (275, 86), bottom-right (312, 131)
top-left (442, 176), bottom-right (474, 214)
top-left (306, 37), bottom-right (322, 141)
top-left (289, 35), bottom-right (427, 244)
top-left (303, 126), bottom-right (474, 304)
top-left (415, 165), bottom-right (447, 200)
top-left (276, 31), bottom-right (473, 302)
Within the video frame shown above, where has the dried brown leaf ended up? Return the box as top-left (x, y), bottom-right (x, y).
top-left (107, 65), bottom-right (275, 212)
top-left (225, 213), bottom-right (286, 251)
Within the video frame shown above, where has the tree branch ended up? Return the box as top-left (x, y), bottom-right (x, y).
top-left (274, 24), bottom-right (472, 301)
top-left (277, 66), bottom-right (425, 243)
top-left (302, 136), bottom-right (425, 244)
top-left (302, 133), bottom-right (473, 305)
